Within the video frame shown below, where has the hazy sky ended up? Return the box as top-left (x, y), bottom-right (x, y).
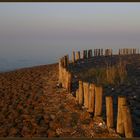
top-left (0, 3), bottom-right (140, 71)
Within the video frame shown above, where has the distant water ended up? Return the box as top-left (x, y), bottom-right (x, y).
top-left (0, 43), bottom-right (139, 72)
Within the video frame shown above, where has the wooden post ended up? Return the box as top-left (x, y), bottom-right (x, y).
top-left (78, 81), bottom-right (84, 105)
top-left (88, 83), bottom-right (95, 113)
top-left (83, 82), bottom-right (89, 109)
top-left (106, 96), bottom-right (114, 128)
top-left (88, 50), bottom-right (90, 58)
top-left (76, 51), bottom-right (80, 61)
top-left (88, 49), bottom-right (92, 58)
top-left (116, 96), bottom-right (127, 135)
top-left (67, 71), bottom-right (72, 93)
top-left (101, 49), bottom-right (103, 56)
top-left (82, 50), bottom-right (85, 59)
top-left (90, 49), bottom-right (93, 57)
top-left (64, 68), bottom-right (68, 88)
top-left (59, 58), bottom-right (62, 84)
top-left (94, 49), bottom-right (96, 56)
top-left (72, 51), bottom-right (75, 63)
top-left (62, 68), bottom-right (66, 88)
top-left (63, 55), bottom-right (68, 68)
top-left (76, 89), bottom-right (79, 102)
top-left (122, 105), bottom-right (133, 138)
top-left (94, 86), bottom-right (103, 116)
top-left (98, 49), bottom-right (100, 56)
top-left (84, 50), bottom-right (87, 59)
top-left (97, 49), bottom-right (98, 56)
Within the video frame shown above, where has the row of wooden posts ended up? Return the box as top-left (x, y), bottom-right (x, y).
top-left (58, 48), bottom-right (136, 138)
top-left (119, 48), bottom-right (138, 55)
top-left (72, 48), bottom-right (139, 63)
top-left (76, 81), bottom-right (133, 138)
top-left (59, 48), bottom-right (139, 88)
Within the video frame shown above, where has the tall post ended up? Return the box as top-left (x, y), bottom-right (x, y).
top-left (78, 80), bottom-right (84, 105)
top-left (83, 82), bottom-right (89, 109)
top-left (88, 83), bottom-right (95, 113)
top-left (122, 105), bottom-right (133, 138)
top-left (94, 86), bottom-right (103, 116)
top-left (116, 96), bottom-right (127, 135)
top-left (106, 96), bottom-right (114, 128)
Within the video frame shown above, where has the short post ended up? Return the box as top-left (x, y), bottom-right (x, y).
top-left (116, 96), bottom-right (127, 135)
top-left (88, 83), bottom-right (95, 113)
top-left (94, 86), bottom-right (103, 116)
top-left (82, 50), bottom-right (85, 59)
top-left (106, 96), bottom-right (114, 128)
top-left (101, 48), bottom-right (103, 56)
top-left (83, 82), bottom-right (89, 109)
top-left (72, 51), bottom-right (75, 63)
top-left (63, 55), bottom-right (68, 68)
top-left (76, 51), bottom-right (80, 61)
top-left (122, 105), bottom-right (133, 138)
top-left (78, 80), bottom-right (84, 105)
top-left (84, 50), bottom-right (87, 59)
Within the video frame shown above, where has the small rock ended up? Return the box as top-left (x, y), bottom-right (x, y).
top-left (56, 83), bottom-right (62, 88)
top-left (50, 115), bottom-right (55, 120)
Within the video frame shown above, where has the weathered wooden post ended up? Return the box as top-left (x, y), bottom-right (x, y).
top-left (76, 51), bottom-right (80, 61)
top-left (83, 82), bottom-right (89, 109)
top-left (88, 50), bottom-right (90, 58)
top-left (90, 49), bottom-right (93, 57)
top-left (67, 71), bottom-right (72, 93)
top-left (119, 49), bottom-right (121, 55)
top-left (98, 49), bottom-right (100, 56)
top-left (101, 48), bottom-right (103, 56)
top-left (116, 96), bottom-right (127, 135)
top-left (88, 49), bottom-right (92, 58)
top-left (85, 50), bottom-right (88, 58)
top-left (63, 68), bottom-right (67, 89)
top-left (88, 83), bottom-right (95, 113)
top-left (76, 89), bottom-right (79, 102)
top-left (106, 96), bottom-right (114, 128)
top-left (78, 80), bottom-right (84, 105)
top-left (104, 49), bottom-right (106, 56)
top-left (122, 105), bottom-right (133, 138)
top-left (63, 55), bottom-right (69, 68)
top-left (82, 50), bottom-right (85, 59)
top-left (94, 49), bottom-right (96, 56)
top-left (95, 49), bottom-right (97, 56)
top-left (59, 58), bottom-right (62, 84)
top-left (94, 86), bottom-right (103, 116)
top-left (72, 51), bottom-right (75, 63)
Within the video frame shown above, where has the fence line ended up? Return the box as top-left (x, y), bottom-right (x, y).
top-left (58, 48), bottom-right (138, 138)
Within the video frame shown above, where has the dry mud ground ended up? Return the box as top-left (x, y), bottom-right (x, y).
top-left (0, 63), bottom-right (118, 138)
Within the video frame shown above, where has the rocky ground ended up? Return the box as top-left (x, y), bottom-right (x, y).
top-left (0, 63), bottom-right (119, 137)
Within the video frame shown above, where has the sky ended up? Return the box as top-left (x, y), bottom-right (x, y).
top-left (0, 3), bottom-right (140, 71)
